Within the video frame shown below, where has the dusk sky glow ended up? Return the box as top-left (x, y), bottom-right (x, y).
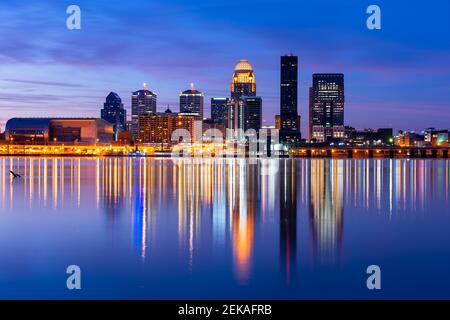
top-left (1, 0), bottom-right (450, 136)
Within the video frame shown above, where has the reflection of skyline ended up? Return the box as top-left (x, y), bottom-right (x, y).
top-left (1, 157), bottom-right (450, 281)
top-left (280, 159), bottom-right (297, 284)
top-left (309, 160), bottom-right (344, 265)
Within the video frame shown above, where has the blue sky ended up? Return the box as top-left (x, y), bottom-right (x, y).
top-left (0, 0), bottom-right (449, 136)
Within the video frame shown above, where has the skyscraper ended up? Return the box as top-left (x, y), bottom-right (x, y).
top-left (231, 59), bottom-right (256, 99)
top-left (241, 96), bottom-right (262, 133)
top-left (309, 74), bottom-right (345, 142)
top-left (101, 92), bottom-right (126, 141)
top-left (280, 55), bottom-right (301, 144)
top-left (131, 83), bottom-right (157, 141)
top-left (211, 97), bottom-right (229, 125)
top-left (180, 83), bottom-right (204, 119)
top-left (228, 59), bottom-right (259, 134)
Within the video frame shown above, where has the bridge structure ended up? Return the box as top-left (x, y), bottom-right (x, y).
top-left (290, 146), bottom-right (450, 159)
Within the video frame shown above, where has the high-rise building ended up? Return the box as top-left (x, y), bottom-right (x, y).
top-left (101, 92), bottom-right (126, 141)
top-left (180, 83), bottom-right (204, 119)
top-left (241, 96), bottom-right (262, 133)
top-left (228, 59), bottom-right (258, 135)
top-left (309, 74), bottom-right (345, 142)
top-left (280, 55), bottom-right (301, 144)
top-left (211, 97), bottom-right (229, 125)
top-left (231, 59), bottom-right (256, 100)
top-left (131, 83), bottom-right (157, 141)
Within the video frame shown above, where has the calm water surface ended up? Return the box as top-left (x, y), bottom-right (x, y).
top-left (0, 157), bottom-right (449, 299)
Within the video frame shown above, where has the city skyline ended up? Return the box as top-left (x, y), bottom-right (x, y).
top-left (1, 0), bottom-right (450, 137)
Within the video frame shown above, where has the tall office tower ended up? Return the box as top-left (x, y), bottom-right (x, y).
top-left (229, 59), bottom-right (257, 133)
top-left (180, 83), bottom-right (204, 119)
top-left (131, 83), bottom-right (157, 141)
top-left (280, 55), bottom-right (301, 144)
top-left (211, 97), bottom-right (229, 125)
top-left (231, 59), bottom-right (256, 99)
top-left (101, 92), bottom-right (126, 141)
top-left (241, 96), bottom-right (262, 133)
top-left (309, 74), bottom-right (345, 142)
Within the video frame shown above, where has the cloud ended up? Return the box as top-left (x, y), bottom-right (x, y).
top-left (3, 79), bottom-right (85, 88)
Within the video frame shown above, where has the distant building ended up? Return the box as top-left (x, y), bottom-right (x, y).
top-left (5, 118), bottom-right (113, 145)
top-left (396, 131), bottom-right (423, 147)
top-left (425, 128), bottom-right (449, 146)
top-left (309, 74), bottom-right (345, 142)
top-left (137, 107), bottom-right (199, 144)
top-left (211, 97), bottom-right (229, 125)
top-left (345, 127), bottom-right (393, 145)
top-left (180, 83), bottom-right (204, 119)
top-left (280, 55), bottom-right (301, 144)
top-left (101, 92), bottom-right (126, 141)
top-left (131, 83), bottom-right (157, 141)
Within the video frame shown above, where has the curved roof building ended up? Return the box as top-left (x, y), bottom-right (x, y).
top-left (231, 59), bottom-right (256, 99)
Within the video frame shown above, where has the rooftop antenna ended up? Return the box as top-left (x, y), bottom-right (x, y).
top-left (190, 82), bottom-right (195, 91)
top-left (143, 82), bottom-right (148, 90)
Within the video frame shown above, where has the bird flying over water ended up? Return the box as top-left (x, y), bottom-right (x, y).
top-left (9, 170), bottom-right (21, 178)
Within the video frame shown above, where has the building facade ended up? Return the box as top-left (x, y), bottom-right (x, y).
top-left (280, 55), bottom-right (301, 144)
top-left (309, 74), bottom-right (345, 142)
top-left (180, 83), bottom-right (204, 119)
top-left (5, 118), bottom-right (113, 145)
top-left (101, 92), bottom-right (126, 141)
top-left (211, 97), bottom-right (229, 125)
top-left (131, 84), bottom-right (157, 141)
top-left (231, 59), bottom-right (256, 100)
top-left (137, 108), bottom-right (199, 144)
top-left (228, 60), bottom-right (260, 136)
top-left (241, 96), bottom-right (262, 133)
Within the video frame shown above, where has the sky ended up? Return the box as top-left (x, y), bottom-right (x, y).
top-left (0, 0), bottom-right (449, 137)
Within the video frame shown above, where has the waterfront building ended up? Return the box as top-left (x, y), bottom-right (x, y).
top-left (309, 74), bottom-right (345, 142)
top-left (425, 128), bottom-right (449, 146)
top-left (280, 55), bottom-right (301, 144)
top-left (5, 118), bottom-right (113, 145)
top-left (180, 83), bottom-right (204, 119)
top-left (345, 128), bottom-right (393, 146)
top-left (137, 107), bottom-right (199, 144)
top-left (101, 92), bottom-right (126, 141)
top-left (131, 83), bottom-right (157, 141)
top-left (396, 131), bottom-right (423, 147)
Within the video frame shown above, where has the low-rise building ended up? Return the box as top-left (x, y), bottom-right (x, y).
top-left (5, 118), bottom-right (114, 145)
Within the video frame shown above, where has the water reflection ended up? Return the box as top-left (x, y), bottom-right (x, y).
top-left (1, 157), bottom-right (449, 286)
top-left (309, 160), bottom-right (343, 265)
top-left (280, 159), bottom-right (297, 283)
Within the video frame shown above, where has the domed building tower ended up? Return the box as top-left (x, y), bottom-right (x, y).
top-left (231, 59), bottom-right (256, 99)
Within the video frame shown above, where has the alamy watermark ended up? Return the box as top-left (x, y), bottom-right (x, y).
top-left (366, 265), bottom-right (381, 290)
top-left (66, 265), bottom-right (81, 290)
top-left (367, 5), bottom-right (381, 30)
top-left (66, 5), bottom-right (81, 30)
top-left (169, 124), bottom-right (282, 176)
